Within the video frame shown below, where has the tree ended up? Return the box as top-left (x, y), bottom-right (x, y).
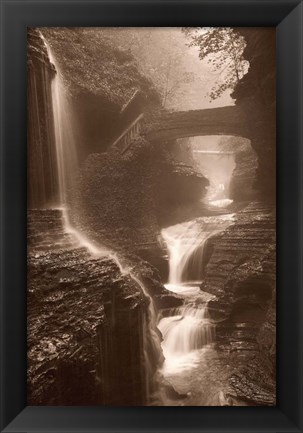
top-left (160, 43), bottom-right (195, 108)
top-left (106, 28), bottom-right (196, 109)
top-left (182, 28), bottom-right (248, 101)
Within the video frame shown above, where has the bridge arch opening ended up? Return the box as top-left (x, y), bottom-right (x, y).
top-left (173, 134), bottom-right (257, 207)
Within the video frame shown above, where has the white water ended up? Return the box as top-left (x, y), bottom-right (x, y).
top-left (209, 198), bottom-right (233, 208)
top-left (162, 219), bottom-right (213, 289)
top-left (162, 215), bottom-right (235, 294)
top-left (158, 302), bottom-right (216, 374)
top-left (159, 305), bottom-right (215, 354)
top-left (41, 35), bottom-right (161, 402)
top-left (159, 214), bottom-right (235, 375)
top-left (49, 56), bottom-right (78, 206)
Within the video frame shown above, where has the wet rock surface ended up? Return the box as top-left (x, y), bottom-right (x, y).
top-left (157, 203), bottom-right (275, 407)
top-left (233, 28), bottom-right (276, 201)
top-left (26, 27), bottom-right (277, 409)
top-left (229, 148), bottom-right (258, 202)
top-left (71, 138), bottom-right (208, 271)
top-left (27, 28), bottom-right (59, 208)
top-left (27, 209), bottom-right (162, 405)
top-left (201, 202), bottom-right (276, 405)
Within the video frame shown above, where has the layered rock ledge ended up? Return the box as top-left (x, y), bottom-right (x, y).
top-left (27, 209), bottom-right (164, 405)
top-left (202, 202), bottom-right (276, 405)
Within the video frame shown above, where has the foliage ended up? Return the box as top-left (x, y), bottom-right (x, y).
top-left (182, 28), bottom-right (249, 101)
top-left (105, 28), bottom-right (198, 109)
top-left (41, 27), bottom-right (240, 110)
top-left (40, 27), bottom-right (160, 107)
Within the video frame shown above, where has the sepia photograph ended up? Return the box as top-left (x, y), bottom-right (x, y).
top-left (27, 27), bottom-right (276, 407)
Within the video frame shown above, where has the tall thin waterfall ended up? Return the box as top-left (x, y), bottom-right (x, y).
top-left (40, 34), bottom-right (78, 208)
top-left (41, 34), bottom-right (162, 403)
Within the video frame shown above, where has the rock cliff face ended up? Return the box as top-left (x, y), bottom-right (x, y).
top-left (202, 202), bottom-right (276, 404)
top-left (229, 148), bottom-right (258, 202)
top-left (233, 28), bottom-right (276, 201)
top-left (195, 29), bottom-right (276, 404)
top-left (27, 28), bottom-right (276, 407)
top-left (27, 28), bottom-right (58, 208)
top-left (27, 209), bottom-right (163, 405)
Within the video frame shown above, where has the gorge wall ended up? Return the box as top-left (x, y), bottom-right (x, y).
top-left (233, 28), bottom-right (276, 202)
top-left (229, 143), bottom-right (258, 203)
top-left (197, 29), bottom-right (276, 404)
top-left (27, 29), bottom-right (188, 405)
top-left (27, 29), bottom-right (58, 208)
top-left (27, 27), bottom-right (276, 406)
top-left (203, 202), bottom-right (276, 405)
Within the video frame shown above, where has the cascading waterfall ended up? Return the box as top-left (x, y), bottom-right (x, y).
top-left (162, 219), bottom-right (217, 296)
top-left (158, 214), bottom-right (235, 375)
top-left (158, 303), bottom-right (215, 375)
top-left (158, 305), bottom-right (215, 352)
top-left (41, 34), bottom-right (161, 403)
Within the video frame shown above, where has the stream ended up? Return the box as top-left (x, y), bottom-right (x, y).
top-left (158, 212), bottom-right (240, 406)
top-left (26, 28), bottom-right (276, 408)
top-left (48, 41), bottom-right (240, 404)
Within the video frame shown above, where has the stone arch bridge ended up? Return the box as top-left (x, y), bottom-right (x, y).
top-left (145, 106), bottom-right (251, 142)
top-left (112, 105), bottom-right (255, 153)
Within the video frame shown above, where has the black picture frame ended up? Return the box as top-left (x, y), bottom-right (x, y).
top-left (0, 0), bottom-right (302, 432)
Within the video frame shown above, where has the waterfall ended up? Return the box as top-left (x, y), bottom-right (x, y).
top-left (162, 219), bottom-right (215, 294)
top-left (158, 304), bottom-right (215, 374)
top-left (27, 28), bottom-right (58, 208)
top-left (158, 214), bottom-right (235, 375)
top-left (42, 38), bottom-right (78, 207)
top-left (161, 216), bottom-right (234, 297)
top-left (159, 305), bottom-right (215, 354)
top-left (162, 215), bottom-right (235, 291)
top-left (40, 33), bottom-right (161, 404)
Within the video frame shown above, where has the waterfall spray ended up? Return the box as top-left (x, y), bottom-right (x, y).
top-left (41, 33), bottom-right (161, 403)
